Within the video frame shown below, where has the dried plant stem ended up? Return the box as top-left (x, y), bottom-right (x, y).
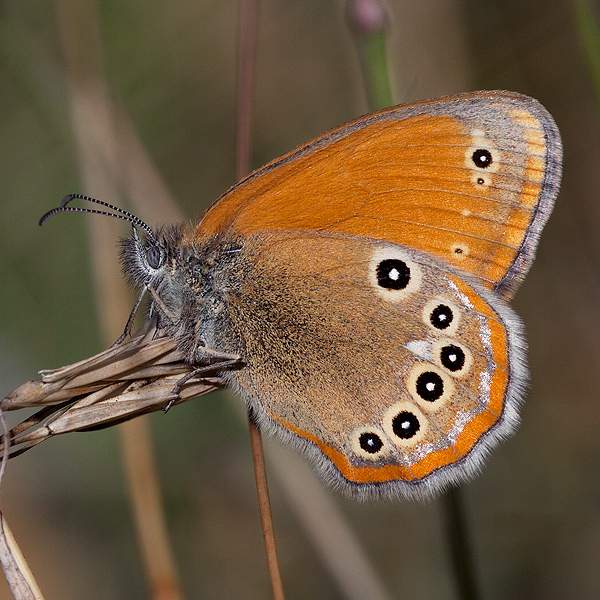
top-left (0, 514), bottom-right (46, 600)
top-left (120, 420), bottom-right (183, 600)
top-left (249, 419), bottom-right (286, 600)
top-left (235, 0), bottom-right (286, 597)
top-left (268, 447), bottom-right (393, 600)
top-left (235, 0), bottom-right (260, 182)
top-left (0, 407), bottom-right (46, 599)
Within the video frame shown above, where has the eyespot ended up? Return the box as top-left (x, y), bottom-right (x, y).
top-left (416, 371), bottom-right (444, 400)
top-left (376, 259), bottom-right (410, 290)
top-left (470, 171), bottom-right (491, 188)
top-left (465, 130), bottom-right (500, 182)
top-left (423, 298), bottom-right (460, 336)
top-left (431, 339), bottom-right (472, 378)
top-left (431, 305), bottom-right (453, 329)
top-left (382, 402), bottom-right (427, 446)
top-left (351, 426), bottom-right (389, 460)
top-left (407, 364), bottom-right (454, 412)
top-left (440, 344), bottom-right (465, 371)
top-left (471, 149), bottom-right (493, 169)
top-left (392, 411), bottom-right (420, 438)
top-left (360, 432), bottom-right (383, 452)
top-left (370, 248), bottom-right (422, 302)
top-left (450, 243), bottom-right (469, 260)
top-left (146, 245), bottom-right (162, 269)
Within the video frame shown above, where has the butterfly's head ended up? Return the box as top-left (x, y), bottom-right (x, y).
top-left (40, 195), bottom-right (203, 343)
top-left (119, 221), bottom-right (209, 334)
top-left (120, 221), bottom-right (239, 362)
top-left (120, 223), bottom-right (178, 293)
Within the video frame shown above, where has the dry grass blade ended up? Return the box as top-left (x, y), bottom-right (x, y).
top-left (0, 390), bottom-right (45, 599)
top-left (0, 320), bottom-right (227, 458)
top-left (0, 512), bottom-right (46, 600)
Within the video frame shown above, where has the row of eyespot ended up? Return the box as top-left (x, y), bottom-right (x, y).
top-left (351, 346), bottom-right (472, 460)
top-left (373, 256), bottom-right (463, 333)
top-left (360, 136), bottom-right (496, 458)
top-left (352, 257), bottom-right (472, 460)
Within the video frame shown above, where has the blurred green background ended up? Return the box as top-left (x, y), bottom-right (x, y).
top-left (1, 0), bottom-right (600, 598)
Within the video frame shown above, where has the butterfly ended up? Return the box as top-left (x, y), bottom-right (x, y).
top-left (41, 91), bottom-right (562, 500)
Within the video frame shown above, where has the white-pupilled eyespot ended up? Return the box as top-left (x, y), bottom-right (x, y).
top-left (351, 426), bottom-right (390, 460)
top-left (406, 363), bottom-right (455, 412)
top-left (369, 248), bottom-right (422, 302)
top-left (423, 297), bottom-right (461, 336)
top-left (382, 401), bottom-right (428, 447)
top-left (432, 339), bottom-right (473, 378)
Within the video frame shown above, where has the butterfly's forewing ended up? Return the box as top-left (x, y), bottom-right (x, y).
top-left (214, 232), bottom-right (524, 499)
top-left (194, 91), bottom-right (561, 299)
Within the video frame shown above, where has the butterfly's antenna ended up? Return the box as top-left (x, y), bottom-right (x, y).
top-left (39, 194), bottom-right (156, 239)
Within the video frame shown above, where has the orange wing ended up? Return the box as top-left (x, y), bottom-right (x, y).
top-left (193, 91), bottom-right (562, 299)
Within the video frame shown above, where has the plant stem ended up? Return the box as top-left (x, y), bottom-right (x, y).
top-left (235, 0), bottom-right (286, 597)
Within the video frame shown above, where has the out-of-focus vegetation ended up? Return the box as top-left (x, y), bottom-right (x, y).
top-left (1, 0), bottom-right (600, 598)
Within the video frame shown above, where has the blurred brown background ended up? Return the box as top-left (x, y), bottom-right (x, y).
top-left (1, 0), bottom-right (599, 598)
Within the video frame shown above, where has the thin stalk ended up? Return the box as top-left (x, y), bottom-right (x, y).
top-left (347, 2), bottom-right (482, 598)
top-left (235, 0), bottom-right (286, 598)
top-left (572, 0), bottom-right (600, 114)
top-left (235, 0), bottom-right (260, 182)
top-left (354, 31), bottom-right (393, 110)
top-left (53, 0), bottom-right (184, 597)
top-left (443, 488), bottom-right (481, 600)
top-left (346, 0), bottom-right (393, 110)
top-left (0, 408), bottom-right (46, 599)
top-left (249, 419), bottom-right (286, 600)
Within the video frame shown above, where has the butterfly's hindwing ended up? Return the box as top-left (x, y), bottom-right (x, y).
top-left (211, 231), bottom-right (525, 499)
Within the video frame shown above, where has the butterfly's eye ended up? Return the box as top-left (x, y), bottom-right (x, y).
top-left (146, 245), bottom-right (162, 269)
